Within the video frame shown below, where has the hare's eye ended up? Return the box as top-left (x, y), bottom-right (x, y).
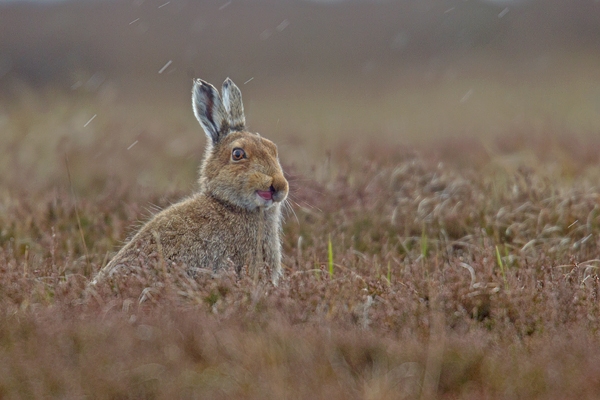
top-left (232, 148), bottom-right (246, 161)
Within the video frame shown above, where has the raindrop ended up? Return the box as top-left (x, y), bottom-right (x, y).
top-left (219, 1), bottom-right (232, 10)
top-left (244, 77), bottom-right (254, 84)
top-left (84, 114), bottom-right (97, 128)
top-left (158, 60), bottom-right (173, 74)
top-left (84, 72), bottom-right (105, 91)
top-left (276, 19), bottom-right (290, 32)
top-left (259, 29), bottom-right (272, 40)
top-left (460, 89), bottom-right (473, 103)
top-left (498, 7), bottom-right (510, 18)
top-left (158, 1), bottom-right (170, 8)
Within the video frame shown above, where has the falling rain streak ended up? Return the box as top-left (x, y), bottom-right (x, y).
top-left (460, 89), bottom-right (473, 103)
top-left (276, 19), bottom-right (290, 32)
top-left (83, 114), bottom-right (97, 127)
top-left (158, 60), bottom-right (172, 74)
top-left (127, 140), bottom-right (139, 150)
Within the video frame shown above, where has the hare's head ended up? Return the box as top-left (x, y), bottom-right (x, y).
top-left (192, 78), bottom-right (288, 211)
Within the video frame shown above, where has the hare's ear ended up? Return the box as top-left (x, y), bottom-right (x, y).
top-left (221, 78), bottom-right (246, 132)
top-left (192, 79), bottom-right (230, 144)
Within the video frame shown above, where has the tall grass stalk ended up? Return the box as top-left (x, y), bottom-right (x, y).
top-left (328, 235), bottom-right (334, 278)
top-left (421, 226), bottom-right (429, 260)
top-left (496, 245), bottom-right (507, 290)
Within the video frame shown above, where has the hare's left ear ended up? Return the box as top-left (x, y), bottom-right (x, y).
top-left (192, 79), bottom-right (230, 145)
top-left (221, 78), bottom-right (246, 132)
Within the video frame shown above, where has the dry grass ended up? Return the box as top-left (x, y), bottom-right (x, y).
top-left (1, 84), bottom-right (600, 399)
top-left (2, 1), bottom-right (600, 396)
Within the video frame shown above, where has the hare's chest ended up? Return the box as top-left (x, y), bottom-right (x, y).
top-left (180, 220), bottom-right (256, 269)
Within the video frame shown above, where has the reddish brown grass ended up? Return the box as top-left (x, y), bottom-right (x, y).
top-left (1, 93), bottom-right (600, 398)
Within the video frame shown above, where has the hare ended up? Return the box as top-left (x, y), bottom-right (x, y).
top-left (92, 78), bottom-right (288, 286)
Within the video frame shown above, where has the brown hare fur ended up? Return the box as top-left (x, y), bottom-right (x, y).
top-left (92, 78), bottom-right (288, 286)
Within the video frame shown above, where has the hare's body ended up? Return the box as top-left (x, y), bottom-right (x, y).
top-left (92, 78), bottom-right (288, 286)
top-left (98, 191), bottom-right (282, 278)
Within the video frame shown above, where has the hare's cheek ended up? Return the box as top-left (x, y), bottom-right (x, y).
top-left (222, 170), bottom-right (248, 190)
top-left (246, 173), bottom-right (267, 189)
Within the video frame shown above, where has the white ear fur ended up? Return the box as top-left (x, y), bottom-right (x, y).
top-left (221, 78), bottom-right (246, 132)
top-left (192, 79), bottom-right (230, 144)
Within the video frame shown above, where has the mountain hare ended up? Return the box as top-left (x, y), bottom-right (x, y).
top-left (92, 78), bottom-right (288, 286)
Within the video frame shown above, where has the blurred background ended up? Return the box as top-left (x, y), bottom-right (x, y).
top-left (1, 0), bottom-right (599, 192)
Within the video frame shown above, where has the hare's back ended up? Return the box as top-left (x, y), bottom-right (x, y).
top-left (135, 194), bottom-right (257, 269)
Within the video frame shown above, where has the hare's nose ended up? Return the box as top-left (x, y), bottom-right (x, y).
top-left (270, 175), bottom-right (289, 202)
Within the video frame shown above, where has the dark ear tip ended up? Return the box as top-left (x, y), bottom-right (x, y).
top-left (194, 79), bottom-right (218, 97)
top-left (223, 77), bottom-right (233, 87)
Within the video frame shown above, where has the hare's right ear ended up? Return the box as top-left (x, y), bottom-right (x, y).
top-left (221, 78), bottom-right (246, 132)
top-left (192, 79), bottom-right (230, 144)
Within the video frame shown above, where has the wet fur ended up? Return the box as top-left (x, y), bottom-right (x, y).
top-left (92, 78), bottom-right (288, 286)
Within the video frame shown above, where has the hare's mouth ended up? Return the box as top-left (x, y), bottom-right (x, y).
top-left (256, 189), bottom-right (273, 201)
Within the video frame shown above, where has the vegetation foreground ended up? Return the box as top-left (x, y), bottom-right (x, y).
top-left (1, 128), bottom-right (600, 398)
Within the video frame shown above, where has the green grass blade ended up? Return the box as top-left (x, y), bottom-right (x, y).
top-left (386, 261), bottom-right (391, 285)
top-left (421, 228), bottom-right (428, 260)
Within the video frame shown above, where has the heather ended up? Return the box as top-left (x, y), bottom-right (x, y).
top-left (1, 102), bottom-right (600, 397)
top-left (2, 1), bottom-right (600, 397)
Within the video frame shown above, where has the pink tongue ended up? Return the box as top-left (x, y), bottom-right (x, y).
top-left (257, 190), bottom-right (273, 200)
